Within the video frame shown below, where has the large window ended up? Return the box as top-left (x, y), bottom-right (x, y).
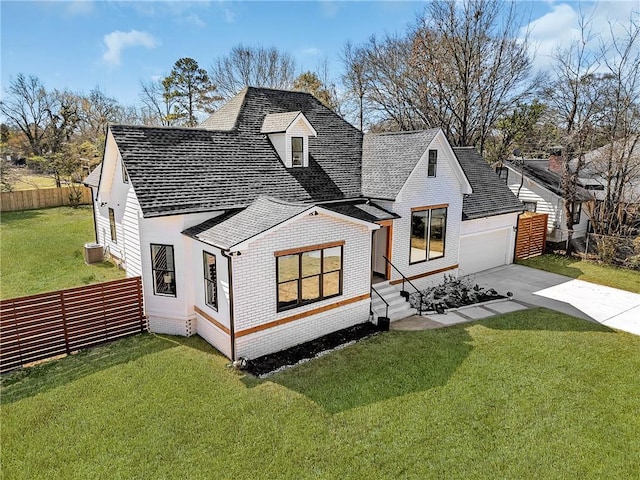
top-left (108, 208), bottom-right (117, 242)
top-left (151, 244), bottom-right (176, 296)
top-left (410, 207), bottom-right (447, 264)
top-left (203, 252), bottom-right (217, 310)
top-left (276, 243), bottom-right (343, 311)
top-left (292, 137), bottom-right (303, 166)
top-left (427, 149), bottom-right (437, 177)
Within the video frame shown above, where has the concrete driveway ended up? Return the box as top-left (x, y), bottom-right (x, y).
top-left (473, 264), bottom-right (640, 336)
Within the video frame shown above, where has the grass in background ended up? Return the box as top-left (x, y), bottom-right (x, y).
top-left (1, 206), bottom-right (124, 299)
top-left (2, 309), bottom-right (639, 479)
top-left (518, 254), bottom-right (640, 294)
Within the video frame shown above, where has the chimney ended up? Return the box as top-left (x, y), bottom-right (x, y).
top-left (548, 147), bottom-right (563, 174)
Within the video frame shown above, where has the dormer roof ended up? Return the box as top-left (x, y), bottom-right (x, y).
top-left (261, 111), bottom-right (318, 136)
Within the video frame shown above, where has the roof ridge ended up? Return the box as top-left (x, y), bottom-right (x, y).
top-left (365, 128), bottom-right (440, 137)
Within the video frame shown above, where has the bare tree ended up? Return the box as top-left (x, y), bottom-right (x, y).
top-left (139, 78), bottom-right (176, 126)
top-left (0, 74), bottom-right (52, 156)
top-left (210, 44), bottom-right (296, 99)
top-left (341, 42), bottom-right (369, 131)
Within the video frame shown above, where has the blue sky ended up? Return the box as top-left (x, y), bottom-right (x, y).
top-left (1, 1), bottom-right (638, 106)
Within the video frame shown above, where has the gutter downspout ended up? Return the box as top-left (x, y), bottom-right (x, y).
top-left (221, 250), bottom-right (236, 361)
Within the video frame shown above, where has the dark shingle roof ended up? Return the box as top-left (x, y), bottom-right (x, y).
top-left (183, 196), bottom-right (312, 250)
top-left (453, 147), bottom-right (523, 220)
top-left (506, 159), bottom-right (591, 201)
top-left (112, 87), bottom-right (363, 217)
top-left (322, 201), bottom-right (399, 222)
top-left (362, 129), bottom-right (440, 199)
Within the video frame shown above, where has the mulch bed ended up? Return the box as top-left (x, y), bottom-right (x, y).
top-left (241, 322), bottom-right (380, 377)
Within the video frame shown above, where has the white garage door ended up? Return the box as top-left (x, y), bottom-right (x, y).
top-left (459, 229), bottom-right (510, 275)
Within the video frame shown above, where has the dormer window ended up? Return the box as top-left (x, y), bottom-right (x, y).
top-left (261, 111), bottom-right (318, 168)
top-left (292, 137), bottom-right (303, 166)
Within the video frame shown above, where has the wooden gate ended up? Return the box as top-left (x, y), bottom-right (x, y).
top-left (515, 212), bottom-right (548, 260)
top-left (0, 277), bottom-right (145, 373)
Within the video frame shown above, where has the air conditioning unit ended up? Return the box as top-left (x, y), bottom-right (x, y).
top-left (84, 243), bottom-right (104, 264)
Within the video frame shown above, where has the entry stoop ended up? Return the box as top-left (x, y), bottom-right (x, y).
top-left (371, 281), bottom-right (417, 322)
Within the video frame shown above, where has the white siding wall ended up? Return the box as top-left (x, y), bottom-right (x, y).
top-left (122, 188), bottom-right (142, 277)
top-left (191, 241), bottom-right (233, 358)
top-left (232, 212), bottom-right (372, 359)
top-left (507, 168), bottom-right (589, 242)
top-left (386, 134), bottom-right (465, 290)
top-left (138, 211), bottom-right (222, 336)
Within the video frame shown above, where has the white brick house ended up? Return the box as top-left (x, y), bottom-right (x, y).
top-left (85, 87), bottom-right (523, 360)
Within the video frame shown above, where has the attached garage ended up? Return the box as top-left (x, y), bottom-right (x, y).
top-left (459, 228), bottom-right (511, 275)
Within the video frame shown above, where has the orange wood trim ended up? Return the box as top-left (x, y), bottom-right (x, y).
top-left (235, 293), bottom-right (370, 338)
top-left (389, 264), bottom-right (458, 285)
top-left (194, 305), bottom-right (230, 335)
top-left (376, 219), bottom-right (393, 227)
top-left (385, 222), bottom-right (393, 280)
top-left (411, 204), bottom-right (449, 212)
top-left (274, 240), bottom-right (345, 257)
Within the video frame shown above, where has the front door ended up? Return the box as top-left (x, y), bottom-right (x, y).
top-left (372, 221), bottom-right (393, 282)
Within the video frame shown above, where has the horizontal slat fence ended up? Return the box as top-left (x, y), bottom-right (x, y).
top-left (0, 277), bottom-right (145, 373)
top-left (515, 212), bottom-right (548, 260)
top-left (0, 186), bottom-right (92, 212)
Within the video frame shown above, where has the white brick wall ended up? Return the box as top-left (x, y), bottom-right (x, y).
top-left (231, 212), bottom-right (373, 359)
top-left (386, 134), bottom-right (464, 290)
top-left (148, 314), bottom-right (195, 336)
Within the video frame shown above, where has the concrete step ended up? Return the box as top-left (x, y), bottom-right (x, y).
top-left (371, 281), bottom-right (417, 321)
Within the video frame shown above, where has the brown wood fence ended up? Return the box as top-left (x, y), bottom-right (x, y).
top-left (0, 277), bottom-right (145, 373)
top-left (0, 186), bottom-right (92, 212)
top-left (515, 212), bottom-right (548, 260)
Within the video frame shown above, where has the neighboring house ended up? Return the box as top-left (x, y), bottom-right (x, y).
top-left (501, 156), bottom-right (591, 244)
top-left (84, 87), bottom-right (522, 361)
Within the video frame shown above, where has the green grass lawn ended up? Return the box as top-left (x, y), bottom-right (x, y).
top-left (2, 308), bottom-right (639, 479)
top-left (518, 254), bottom-right (640, 294)
top-left (0, 206), bottom-right (125, 299)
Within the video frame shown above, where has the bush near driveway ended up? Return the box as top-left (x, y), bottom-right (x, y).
top-left (2, 309), bottom-right (639, 479)
top-left (0, 206), bottom-right (124, 299)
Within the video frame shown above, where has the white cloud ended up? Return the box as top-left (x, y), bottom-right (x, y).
top-left (320, 1), bottom-right (339, 18)
top-left (66, 0), bottom-right (94, 16)
top-left (102, 30), bottom-right (158, 66)
top-left (301, 47), bottom-right (322, 56)
top-left (184, 13), bottom-right (206, 28)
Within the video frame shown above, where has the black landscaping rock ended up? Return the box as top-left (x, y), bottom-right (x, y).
top-left (242, 322), bottom-right (379, 377)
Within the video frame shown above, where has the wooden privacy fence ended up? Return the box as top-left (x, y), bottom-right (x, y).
top-left (515, 212), bottom-right (548, 260)
top-left (0, 277), bottom-right (145, 373)
top-left (0, 186), bottom-right (92, 212)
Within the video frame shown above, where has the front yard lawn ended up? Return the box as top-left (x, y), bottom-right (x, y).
top-left (2, 308), bottom-right (639, 479)
top-left (0, 206), bottom-right (125, 299)
top-left (518, 254), bottom-right (640, 294)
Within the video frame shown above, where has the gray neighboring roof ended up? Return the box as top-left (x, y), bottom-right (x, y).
top-left (261, 111), bottom-right (302, 133)
top-left (362, 129), bottom-right (440, 199)
top-left (183, 196), bottom-right (312, 250)
top-left (453, 147), bottom-right (523, 220)
top-left (322, 201), bottom-right (399, 222)
top-left (83, 164), bottom-right (102, 188)
top-left (112, 87), bottom-right (363, 218)
top-left (506, 159), bottom-right (591, 201)
top-left (199, 88), bottom-right (247, 131)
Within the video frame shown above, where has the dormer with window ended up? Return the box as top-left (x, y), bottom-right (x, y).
top-left (261, 111), bottom-right (317, 168)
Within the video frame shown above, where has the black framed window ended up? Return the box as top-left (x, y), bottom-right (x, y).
top-left (203, 252), bottom-right (217, 310)
top-left (276, 244), bottom-right (343, 311)
top-left (496, 166), bottom-right (508, 184)
top-left (292, 137), bottom-right (303, 166)
top-left (572, 202), bottom-right (582, 224)
top-left (109, 208), bottom-right (117, 242)
top-left (427, 149), bottom-right (437, 177)
top-left (151, 244), bottom-right (176, 297)
top-left (121, 161), bottom-right (128, 183)
top-left (523, 201), bottom-right (537, 212)
top-left (410, 207), bottom-right (447, 264)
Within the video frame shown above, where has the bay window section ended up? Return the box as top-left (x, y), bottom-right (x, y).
top-left (409, 207), bottom-right (447, 264)
top-left (276, 243), bottom-right (343, 311)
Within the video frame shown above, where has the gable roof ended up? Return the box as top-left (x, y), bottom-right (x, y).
top-left (453, 147), bottom-right (523, 220)
top-left (111, 87), bottom-right (363, 218)
top-left (361, 129), bottom-right (440, 199)
top-left (183, 196), bottom-right (378, 252)
top-left (83, 163), bottom-right (102, 188)
top-left (505, 159), bottom-right (591, 201)
top-left (199, 88), bottom-right (247, 131)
